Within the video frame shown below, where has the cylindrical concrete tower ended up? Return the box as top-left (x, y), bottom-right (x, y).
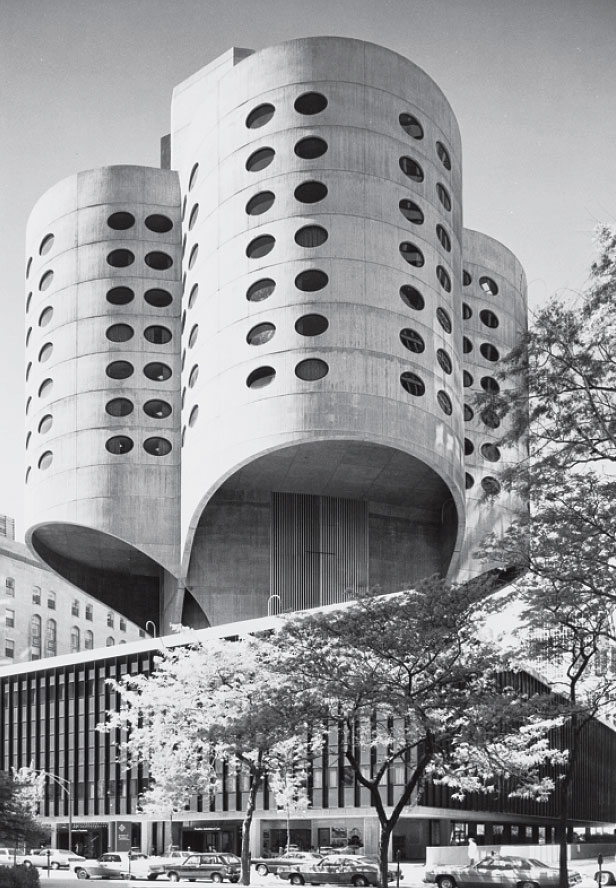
top-left (172, 38), bottom-right (470, 626)
top-left (457, 229), bottom-right (528, 584)
top-left (24, 166), bottom-right (182, 628)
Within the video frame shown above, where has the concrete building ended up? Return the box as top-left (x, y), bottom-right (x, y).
top-left (7, 36), bottom-right (560, 859)
top-left (24, 37), bottom-right (527, 636)
top-left (0, 516), bottom-right (144, 664)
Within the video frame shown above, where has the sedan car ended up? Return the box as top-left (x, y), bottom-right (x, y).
top-left (277, 854), bottom-right (393, 886)
top-left (73, 852), bottom-right (166, 880)
top-left (164, 852), bottom-right (241, 882)
top-left (252, 852), bottom-right (322, 876)
top-left (22, 848), bottom-right (85, 869)
top-left (424, 855), bottom-right (583, 888)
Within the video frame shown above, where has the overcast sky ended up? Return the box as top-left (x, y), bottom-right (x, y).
top-left (1, 0), bottom-right (615, 539)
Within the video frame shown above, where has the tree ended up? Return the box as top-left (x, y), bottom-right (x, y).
top-left (267, 739), bottom-right (311, 853)
top-left (104, 635), bottom-right (311, 885)
top-left (475, 225), bottom-right (616, 888)
top-left (268, 579), bottom-right (567, 888)
top-left (0, 769), bottom-right (48, 850)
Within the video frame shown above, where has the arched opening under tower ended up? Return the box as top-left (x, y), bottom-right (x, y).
top-left (185, 440), bottom-right (459, 627)
top-left (29, 523), bottom-right (164, 630)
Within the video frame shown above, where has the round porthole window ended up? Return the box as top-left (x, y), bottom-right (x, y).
top-left (480, 343), bottom-right (500, 362)
top-left (481, 376), bottom-right (500, 394)
top-left (400, 285), bottom-right (424, 311)
top-left (189, 405), bottom-right (199, 427)
top-left (143, 399), bottom-right (172, 418)
top-left (106, 324), bottom-right (134, 343)
top-left (400, 372), bottom-right (425, 396)
top-left (107, 249), bottom-right (134, 268)
top-left (106, 398), bottom-right (134, 417)
top-left (188, 163), bottom-right (199, 190)
top-left (399, 157), bottom-right (424, 182)
top-left (294, 181), bottom-right (328, 203)
top-left (294, 92), bottom-right (328, 115)
top-left (247, 323), bottom-right (276, 346)
top-left (145, 251), bottom-right (173, 270)
top-left (106, 436), bottom-right (134, 455)
top-left (247, 366), bottom-right (276, 389)
top-left (144, 362), bottom-right (172, 381)
top-left (480, 309), bottom-right (499, 329)
top-left (38, 343), bottom-right (53, 363)
top-left (39, 306), bottom-right (54, 327)
top-left (399, 113), bottom-right (424, 139)
top-left (39, 233), bottom-right (55, 255)
top-left (436, 183), bottom-right (452, 211)
top-left (400, 243), bottom-right (424, 267)
top-left (295, 225), bottom-right (328, 248)
top-left (294, 137), bottom-right (327, 159)
top-left (482, 476), bottom-right (501, 495)
top-left (144, 325), bottom-right (172, 345)
top-left (246, 103), bottom-right (275, 128)
top-left (436, 141), bottom-right (452, 170)
top-left (295, 270), bottom-right (328, 292)
top-left (295, 314), bottom-right (328, 336)
top-left (480, 276), bottom-right (499, 296)
top-left (107, 286), bottom-right (134, 305)
top-left (436, 266), bottom-right (451, 292)
top-left (144, 288), bottom-right (172, 308)
top-left (38, 451), bottom-right (53, 470)
top-left (247, 278), bottom-right (275, 302)
top-left (436, 307), bottom-right (452, 333)
top-left (295, 359), bottom-right (328, 381)
top-left (436, 349), bottom-right (452, 374)
top-left (39, 270), bottom-right (54, 291)
top-left (107, 212), bottom-right (135, 230)
top-left (246, 191), bottom-right (275, 216)
top-left (144, 437), bottom-right (172, 456)
top-left (246, 235), bottom-right (275, 258)
top-left (145, 214), bottom-right (173, 233)
top-left (38, 414), bottom-right (53, 434)
top-left (246, 147), bottom-right (275, 172)
top-left (437, 390), bottom-right (453, 415)
top-left (106, 361), bottom-right (134, 380)
top-left (400, 328), bottom-right (425, 353)
top-left (481, 443), bottom-right (501, 462)
top-left (399, 200), bottom-right (424, 225)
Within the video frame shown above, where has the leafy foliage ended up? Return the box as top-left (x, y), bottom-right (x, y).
top-left (0, 771), bottom-right (48, 849)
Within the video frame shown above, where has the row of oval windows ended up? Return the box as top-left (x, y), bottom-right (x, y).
top-left (34, 436), bottom-right (173, 471)
top-left (243, 95), bottom-right (453, 169)
top-left (32, 250), bottom-right (174, 295)
top-left (27, 397), bottom-right (173, 441)
top-left (26, 325), bottom-right (173, 369)
top-left (26, 285), bottom-right (174, 316)
top-left (466, 474), bottom-right (501, 495)
top-left (464, 439), bottom-right (501, 462)
top-left (26, 362), bottom-right (173, 409)
top-left (25, 214), bottom-right (175, 279)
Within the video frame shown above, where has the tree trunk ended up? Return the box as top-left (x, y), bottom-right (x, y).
top-left (556, 778), bottom-right (570, 888)
top-left (240, 770), bottom-right (262, 886)
top-left (378, 822), bottom-right (394, 888)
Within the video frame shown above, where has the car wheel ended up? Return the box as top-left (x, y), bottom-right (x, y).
top-left (22, 862), bottom-right (32, 869)
top-left (290, 876), bottom-right (305, 886)
top-left (519, 881), bottom-right (539, 888)
top-left (51, 862), bottom-right (61, 871)
top-left (75, 869), bottom-right (90, 880)
top-left (437, 877), bottom-right (457, 888)
top-left (167, 873), bottom-right (180, 882)
top-left (596, 874), bottom-right (616, 886)
top-left (257, 864), bottom-right (269, 876)
top-left (211, 874), bottom-right (223, 883)
top-left (352, 877), bottom-right (369, 887)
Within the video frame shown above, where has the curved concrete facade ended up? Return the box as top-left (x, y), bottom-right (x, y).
top-left (24, 38), bottom-right (528, 632)
top-left (24, 166), bottom-right (182, 628)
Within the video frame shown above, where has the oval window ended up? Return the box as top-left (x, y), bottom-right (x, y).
top-left (295, 270), bottom-right (329, 292)
top-left (480, 343), bottom-right (500, 362)
top-left (294, 92), bottom-right (327, 115)
top-left (295, 314), bottom-right (328, 336)
top-left (464, 404), bottom-right (474, 422)
top-left (39, 270), bottom-right (54, 291)
top-left (437, 390), bottom-right (453, 415)
top-left (38, 378), bottom-right (53, 398)
top-left (38, 414), bottom-right (53, 434)
top-left (39, 306), bottom-right (54, 327)
top-left (480, 309), bottom-right (499, 329)
top-left (399, 157), bottom-right (424, 182)
top-left (38, 343), bottom-right (53, 363)
top-left (436, 266), bottom-right (451, 292)
top-left (144, 288), bottom-right (172, 308)
top-left (246, 147), bottom-right (275, 172)
top-left (247, 278), bottom-right (275, 302)
top-left (463, 270), bottom-right (473, 287)
top-left (188, 325), bottom-right (199, 348)
top-left (106, 398), bottom-right (133, 417)
top-left (106, 361), bottom-right (134, 380)
top-left (107, 212), bottom-right (135, 230)
top-left (246, 103), bottom-right (275, 129)
top-left (463, 336), bottom-right (473, 354)
top-left (247, 323), bottom-right (276, 346)
top-left (294, 181), bottom-right (328, 204)
top-left (107, 286), bottom-right (134, 305)
top-left (188, 283), bottom-right (199, 308)
top-left (246, 235), bottom-right (275, 259)
top-left (39, 233), bottom-right (55, 255)
top-left (145, 214), bottom-right (173, 233)
top-left (436, 183), bottom-right (452, 211)
top-left (145, 251), bottom-right (173, 270)
top-left (480, 408), bottom-right (501, 429)
top-left (399, 200), bottom-right (424, 224)
top-left (188, 163), bottom-right (199, 190)
top-left (106, 436), bottom-right (134, 455)
top-left (436, 349), bottom-right (452, 374)
top-left (144, 362), bottom-right (172, 381)
top-left (481, 443), bottom-right (501, 462)
top-left (480, 276), bottom-right (499, 296)
top-left (38, 451), bottom-right (53, 470)
top-left (26, 292), bottom-right (32, 313)
top-left (188, 204), bottom-right (199, 230)
top-left (188, 365), bottom-right (199, 388)
top-left (400, 329), bottom-right (425, 354)
top-left (465, 473), bottom-right (475, 490)
top-left (400, 243), bottom-right (424, 267)
top-left (436, 307), bottom-right (452, 333)
top-left (400, 285), bottom-right (424, 311)
top-left (295, 226), bottom-right (328, 248)
top-left (246, 191), bottom-right (275, 216)
top-left (106, 324), bottom-right (134, 342)
top-left (481, 376), bottom-right (500, 394)
top-left (188, 244), bottom-right (199, 269)
top-left (462, 302), bottom-right (472, 320)
top-left (400, 371), bottom-right (425, 396)
top-left (294, 137), bottom-right (328, 159)
top-left (436, 224), bottom-right (451, 252)
top-left (399, 113), bottom-right (424, 139)
top-left (295, 359), bottom-right (328, 381)
top-left (107, 249), bottom-right (134, 268)
top-left (463, 370), bottom-right (473, 388)
top-left (189, 405), bottom-right (199, 427)
top-left (144, 325), bottom-right (172, 345)
top-left (144, 436), bottom-right (172, 455)
top-left (464, 438), bottom-right (474, 456)
top-left (247, 366), bottom-right (276, 389)
top-left (436, 141), bottom-right (452, 170)
top-left (143, 399), bottom-right (172, 418)
top-left (482, 476), bottom-right (501, 495)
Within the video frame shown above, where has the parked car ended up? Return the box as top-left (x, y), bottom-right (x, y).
top-left (277, 853), bottom-right (393, 886)
top-left (252, 851), bottom-right (322, 876)
top-left (22, 848), bottom-right (85, 869)
top-left (164, 852), bottom-right (241, 882)
top-left (0, 848), bottom-right (25, 866)
top-left (424, 855), bottom-right (584, 888)
top-left (72, 851), bottom-right (165, 880)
